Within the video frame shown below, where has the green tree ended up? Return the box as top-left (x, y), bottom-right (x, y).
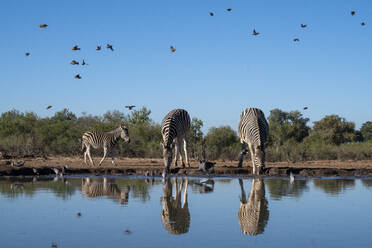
top-left (189, 118), bottom-right (204, 159)
top-left (309, 115), bottom-right (356, 145)
top-left (204, 126), bottom-right (240, 160)
top-left (268, 109), bottom-right (310, 151)
top-left (360, 121), bottom-right (372, 141)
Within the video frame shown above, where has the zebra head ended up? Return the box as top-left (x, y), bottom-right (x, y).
top-left (120, 125), bottom-right (130, 143)
top-left (253, 145), bottom-right (265, 171)
top-left (161, 142), bottom-right (174, 170)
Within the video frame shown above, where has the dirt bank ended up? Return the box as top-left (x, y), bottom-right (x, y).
top-left (1, 156), bottom-right (372, 177)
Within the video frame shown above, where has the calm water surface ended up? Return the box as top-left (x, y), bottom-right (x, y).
top-left (0, 176), bottom-right (372, 248)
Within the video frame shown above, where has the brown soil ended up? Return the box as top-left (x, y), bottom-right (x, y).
top-left (1, 156), bottom-right (372, 177)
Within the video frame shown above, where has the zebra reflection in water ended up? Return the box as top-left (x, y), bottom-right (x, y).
top-left (161, 177), bottom-right (190, 235)
top-left (81, 177), bottom-right (130, 205)
top-left (238, 178), bottom-right (269, 236)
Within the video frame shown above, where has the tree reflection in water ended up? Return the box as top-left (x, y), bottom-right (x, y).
top-left (238, 178), bottom-right (269, 236)
top-left (266, 179), bottom-right (309, 200)
top-left (313, 179), bottom-right (355, 195)
top-left (161, 177), bottom-right (190, 235)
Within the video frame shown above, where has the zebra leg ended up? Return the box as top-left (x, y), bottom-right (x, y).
top-left (86, 146), bottom-right (95, 166)
top-left (99, 146), bottom-right (108, 166)
top-left (173, 141), bottom-right (179, 167)
top-left (183, 138), bottom-right (190, 167)
top-left (177, 138), bottom-right (186, 168)
top-left (238, 142), bottom-right (247, 168)
top-left (248, 143), bottom-right (257, 174)
top-left (83, 144), bottom-right (88, 165)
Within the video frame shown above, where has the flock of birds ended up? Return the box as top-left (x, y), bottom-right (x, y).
top-left (25, 8), bottom-right (367, 115)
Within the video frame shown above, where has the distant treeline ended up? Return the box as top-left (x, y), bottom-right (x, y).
top-left (0, 108), bottom-right (371, 162)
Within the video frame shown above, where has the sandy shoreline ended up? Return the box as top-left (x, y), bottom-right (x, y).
top-left (1, 156), bottom-right (372, 177)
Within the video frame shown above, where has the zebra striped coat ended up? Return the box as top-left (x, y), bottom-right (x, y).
top-left (237, 108), bottom-right (269, 174)
top-left (82, 125), bottom-right (130, 166)
top-left (161, 109), bottom-right (191, 173)
top-left (238, 179), bottom-right (269, 236)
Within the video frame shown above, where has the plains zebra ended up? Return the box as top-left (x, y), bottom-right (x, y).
top-left (161, 177), bottom-right (190, 235)
top-left (81, 125), bottom-right (130, 166)
top-left (237, 108), bottom-right (269, 174)
top-left (161, 109), bottom-right (191, 175)
top-left (238, 178), bottom-right (269, 236)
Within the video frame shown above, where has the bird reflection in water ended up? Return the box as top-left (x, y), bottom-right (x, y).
top-left (238, 178), bottom-right (269, 236)
top-left (81, 177), bottom-right (130, 205)
top-left (161, 177), bottom-right (190, 235)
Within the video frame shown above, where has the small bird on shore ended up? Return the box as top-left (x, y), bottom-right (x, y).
top-left (33, 168), bottom-right (39, 175)
top-left (301, 24), bottom-right (307, 28)
top-left (209, 12), bottom-right (214, 16)
top-left (252, 29), bottom-right (259, 36)
top-left (74, 74), bottom-right (81, 79)
top-left (39, 24), bottom-right (48, 28)
top-left (107, 44), bottom-right (114, 51)
top-left (125, 105), bottom-right (136, 110)
top-left (70, 60), bottom-right (79, 65)
top-left (96, 45), bottom-right (101, 51)
top-left (71, 45), bottom-right (81, 51)
top-left (46, 105), bottom-right (52, 110)
top-left (198, 160), bottom-right (215, 173)
top-left (351, 11), bottom-right (356, 16)
top-left (25, 52), bottom-right (30, 56)
top-left (11, 161), bottom-right (25, 167)
top-left (52, 168), bottom-right (60, 175)
top-left (293, 38), bottom-right (300, 42)
top-left (361, 22), bottom-right (366, 26)
top-left (290, 172), bottom-right (295, 184)
top-left (227, 8), bottom-right (232, 12)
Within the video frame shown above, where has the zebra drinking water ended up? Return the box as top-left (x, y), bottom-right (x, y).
top-left (161, 109), bottom-right (191, 176)
top-left (81, 125), bottom-right (130, 166)
top-left (237, 108), bottom-right (269, 174)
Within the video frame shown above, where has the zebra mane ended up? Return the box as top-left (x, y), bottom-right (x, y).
top-left (108, 126), bottom-right (123, 139)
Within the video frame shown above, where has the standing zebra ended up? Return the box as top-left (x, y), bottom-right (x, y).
top-left (81, 125), bottom-right (130, 166)
top-left (237, 108), bottom-right (269, 174)
top-left (161, 109), bottom-right (191, 175)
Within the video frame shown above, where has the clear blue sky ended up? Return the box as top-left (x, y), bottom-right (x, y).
top-left (1, 0), bottom-right (371, 131)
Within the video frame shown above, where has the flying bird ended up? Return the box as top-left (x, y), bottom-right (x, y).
top-left (227, 8), bottom-right (232, 12)
top-left (106, 44), bottom-right (114, 51)
top-left (70, 60), bottom-right (79, 65)
top-left (361, 22), bottom-right (366, 26)
top-left (25, 52), bottom-right (30, 56)
top-left (252, 29), bottom-right (259, 36)
top-left (293, 38), bottom-right (300, 42)
top-left (96, 46), bottom-right (101, 51)
top-left (170, 46), bottom-right (176, 53)
top-left (71, 45), bottom-right (80, 51)
top-left (351, 11), bottom-right (356, 16)
top-left (46, 105), bottom-right (52, 110)
top-left (75, 74), bottom-right (81, 79)
top-left (125, 105), bottom-right (136, 110)
top-left (301, 24), bottom-right (307, 28)
top-left (82, 59), bottom-right (86, 65)
top-left (39, 24), bottom-right (48, 28)
top-left (303, 107), bottom-right (308, 110)
top-left (77, 212), bottom-right (82, 217)
top-left (209, 12), bottom-right (214, 16)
